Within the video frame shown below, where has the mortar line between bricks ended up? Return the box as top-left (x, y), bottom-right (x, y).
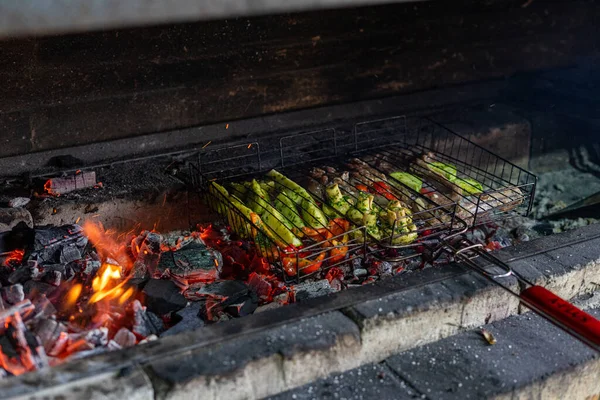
top-left (381, 360), bottom-right (431, 400)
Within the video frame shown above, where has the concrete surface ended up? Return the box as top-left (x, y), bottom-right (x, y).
top-left (273, 303), bottom-right (600, 400)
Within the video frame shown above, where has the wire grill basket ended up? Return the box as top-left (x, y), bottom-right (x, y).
top-left (189, 116), bottom-right (537, 280)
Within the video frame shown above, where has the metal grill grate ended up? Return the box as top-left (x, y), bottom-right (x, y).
top-left (190, 117), bottom-right (537, 282)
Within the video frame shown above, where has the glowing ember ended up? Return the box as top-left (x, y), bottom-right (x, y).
top-left (4, 249), bottom-right (24, 266)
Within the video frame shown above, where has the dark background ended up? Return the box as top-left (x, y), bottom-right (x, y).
top-left (0, 0), bottom-right (598, 159)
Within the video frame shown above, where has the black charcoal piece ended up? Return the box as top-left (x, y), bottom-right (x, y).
top-left (157, 238), bottom-right (221, 281)
top-left (23, 281), bottom-right (57, 298)
top-left (142, 279), bottom-right (187, 316)
top-left (26, 224), bottom-right (87, 265)
top-left (224, 296), bottom-right (258, 317)
top-left (42, 270), bottom-right (62, 287)
top-left (29, 293), bottom-right (57, 320)
top-left (185, 280), bottom-right (249, 302)
top-left (293, 279), bottom-right (335, 302)
top-left (8, 265), bottom-right (32, 284)
top-left (161, 302), bottom-right (204, 337)
top-left (130, 299), bottom-right (165, 338)
top-left (2, 284), bottom-right (24, 305)
top-left (33, 319), bottom-right (67, 353)
top-left (60, 246), bottom-right (82, 264)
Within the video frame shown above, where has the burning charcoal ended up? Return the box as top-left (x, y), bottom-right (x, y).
top-left (26, 224), bottom-right (87, 265)
top-left (48, 331), bottom-right (68, 357)
top-left (42, 270), bottom-right (62, 287)
top-left (162, 302), bottom-right (204, 337)
top-left (2, 284), bottom-right (24, 305)
top-left (132, 231), bottom-right (163, 277)
top-left (185, 280), bottom-right (249, 302)
top-left (247, 273), bottom-right (272, 303)
top-left (32, 319), bottom-right (67, 353)
top-left (79, 257), bottom-right (101, 277)
top-left (292, 279), bottom-right (335, 302)
top-left (85, 327), bottom-right (109, 347)
top-left (65, 338), bottom-right (94, 354)
top-left (129, 299), bottom-right (165, 338)
top-left (107, 340), bottom-right (121, 351)
top-left (44, 171), bottom-right (96, 195)
top-left (8, 264), bottom-right (35, 284)
top-left (23, 281), bottom-right (57, 299)
top-left (4, 312), bottom-right (48, 371)
top-left (354, 268), bottom-right (368, 277)
top-left (139, 334), bottom-right (158, 344)
top-left (8, 197), bottom-right (30, 208)
top-left (60, 245), bottom-right (82, 264)
top-left (142, 279), bottom-right (187, 316)
top-left (224, 296), bottom-right (258, 317)
top-left (113, 327), bottom-right (136, 348)
top-left (254, 302), bottom-right (283, 314)
top-left (157, 237), bottom-right (221, 284)
top-left (0, 208), bottom-right (33, 232)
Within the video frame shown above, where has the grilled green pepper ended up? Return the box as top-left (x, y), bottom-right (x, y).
top-left (453, 177), bottom-right (484, 195)
top-left (247, 179), bottom-right (270, 215)
top-left (261, 203), bottom-right (303, 248)
top-left (274, 190), bottom-right (305, 234)
top-left (300, 199), bottom-right (329, 229)
top-left (267, 169), bottom-right (314, 204)
top-left (389, 171), bottom-right (422, 193)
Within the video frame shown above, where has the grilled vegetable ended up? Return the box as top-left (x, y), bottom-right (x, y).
top-left (300, 199), bottom-right (329, 229)
top-left (429, 161), bottom-right (457, 180)
top-left (454, 177), bottom-right (484, 195)
top-left (389, 171), bottom-right (422, 193)
top-left (274, 191), bottom-right (305, 234)
top-left (325, 183), bottom-right (353, 215)
top-left (328, 234), bottom-right (349, 265)
top-left (247, 179), bottom-right (270, 215)
top-left (260, 203), bottom-right (303, 248)
top-left (283, 252), bottom-right (326, 276)
top-left (362, 212), bottom-right (382, 240)
top-left (228, 182), bottom-right (248, 198)
top-left (208, 182), bottom-right (230, 216)
top-left (267, 169), bottom-right (314, 204)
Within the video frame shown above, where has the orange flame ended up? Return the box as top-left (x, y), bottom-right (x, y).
top-left (64, 283), bottom-right (82, 308)
top-left (83, 221), bottom-right (131, 271)
top-left (82, 220), bottom-right (135, 307)
top-left (88, 263), bottom-right (127, 304)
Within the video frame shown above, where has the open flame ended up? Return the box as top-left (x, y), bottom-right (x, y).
top-left (88, 263), bottom-right (133, 304)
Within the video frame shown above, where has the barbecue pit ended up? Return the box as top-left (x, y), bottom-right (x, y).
top-left (0, 1), bottom-right (599, 399)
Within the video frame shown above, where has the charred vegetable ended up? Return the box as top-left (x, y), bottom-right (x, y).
top-left (300, 199), bottom-right (329, 229)
top-left (453, 177), bottom-right (484, 195)
top-left (267, 169), bottom-right (314, 204)
top-left (247, 179), bottom-right (270, 215)
top-left (274, 190), bottom-right (305, 235)
top-left (325, 183), bottom-right (353, 215)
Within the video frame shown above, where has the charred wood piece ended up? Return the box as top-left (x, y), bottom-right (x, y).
top-left (44, 171), bottom-right (96, 195)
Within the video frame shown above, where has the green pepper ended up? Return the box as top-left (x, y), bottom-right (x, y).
top-left (300, 199), bottom-right (329, 229)
top-left (453, 177), bottom-right (484, 195)
top-left (228, 182), bottom-right (248, 199)
top-left (247, 179), bottom-right (270, 215)
top-left (389, 171), bottom-right (422, 193)
top-left (266, 170), bottom-right (314, 204)
top-left (428, 161), bottom-right (457, 181)
top-left (261, 203), bottom-right (303, 248)
top-left (274, 191), bottom-right (305, 233)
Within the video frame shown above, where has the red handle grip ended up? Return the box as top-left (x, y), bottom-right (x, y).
top-left (520, 286), bottom-right (600, 347)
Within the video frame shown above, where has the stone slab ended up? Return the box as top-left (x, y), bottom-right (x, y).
top-left (146, 311), bottom-right (362, 400)
top-left (385, 308), bottom-right (600, 400)
top-left (267, 363), bottom-right (418, 400)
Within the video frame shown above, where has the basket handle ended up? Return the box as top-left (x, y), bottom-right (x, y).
top-left (520, 285), bottom-right (600, 349)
